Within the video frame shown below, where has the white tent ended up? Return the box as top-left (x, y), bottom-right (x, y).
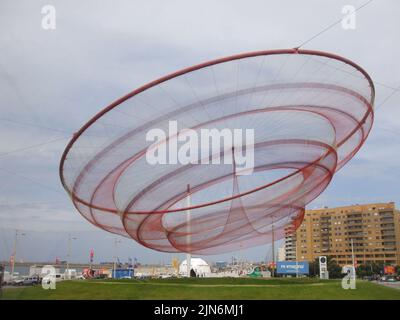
top-left (179, 258), bottom-right (211, 277)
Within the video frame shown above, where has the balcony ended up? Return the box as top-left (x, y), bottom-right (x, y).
top-left (379, 211), bottom-right (394, 218)
top-left (347, 231), bottom-right (364, 236)
top-left (381, 231), bottom-right (395, 236)
top-left (382, 241), bottom-right (396, 246)
top-left (380, 218), bottom-right (394, 223)
top-left (347, 225), bottom-right (363, 230)
top-left (346, 220), bottom-right (363, 225)
top-left (380, 223), bottom-right (395, 229)
top-left (347, 213), bottom-right (362, 219)
top-left (320, 216), bottom-right (331, 220)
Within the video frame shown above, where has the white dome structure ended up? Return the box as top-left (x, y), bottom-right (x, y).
top-left (179, 258), bottom-right (211, 277)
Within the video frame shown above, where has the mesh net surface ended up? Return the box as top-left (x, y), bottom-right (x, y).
top-left (60, 49), bottom-right (374, 254)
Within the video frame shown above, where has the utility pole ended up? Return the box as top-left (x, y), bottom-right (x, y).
top-left (186, 184), bottom-right (191, 278)
top-left (351, 238), bottom-right (356, 283)
top-left (66, 233), bottom-right (77, 279)
top-left (10, 230), bottom-right (25, 276)
top-left (113, 238), bottom-right (122, 278)
top-left (89, 249), bottom-right (94, 271)
top-left (239, 244), bottom-right (243, 274)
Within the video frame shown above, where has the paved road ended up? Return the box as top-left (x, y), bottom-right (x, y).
top-left (373, 281), bottom-right (400, 290)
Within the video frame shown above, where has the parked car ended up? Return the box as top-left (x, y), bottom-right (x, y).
top-left (22, 276), bottom-right (39, 286)
top-left (385, 276), bottom-right (398, 282)
top-left (380, 275), bottom-right (398, 282)
top-left (11, 278), bottom-right (25, 286)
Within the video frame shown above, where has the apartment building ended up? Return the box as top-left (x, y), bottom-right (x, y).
top-left (284, 202), bottom-right (400, 266)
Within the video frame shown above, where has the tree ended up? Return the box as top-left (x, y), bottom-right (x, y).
top-left (356, 262), bottom-right (383, 277)
top-left (326, 256), bottom-right (342, 278)
top-left (308, 259), bottom-right (319, 277)
top-left (395, 265), bottom-right (400, 275)
top-left (356, 264), bottom-right (371, 278)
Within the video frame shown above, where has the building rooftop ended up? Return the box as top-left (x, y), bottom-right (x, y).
top-left (306, 202), bottom-right (396, 214)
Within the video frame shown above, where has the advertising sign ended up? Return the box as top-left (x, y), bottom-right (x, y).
top-left (276, 261), bottom-right (309, 274)
top-left (319, 256), bottom-right (329, 279)
top-left (112, 268), bottom-right (134, 279)
top-left (384, 265), bottom-right (395, 275)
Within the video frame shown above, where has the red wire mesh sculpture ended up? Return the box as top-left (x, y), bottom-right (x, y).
top-left (60, 49), bottom-right (374, 254)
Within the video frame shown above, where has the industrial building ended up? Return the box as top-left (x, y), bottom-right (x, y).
top-left (284, 202), bottom-right (400, 266)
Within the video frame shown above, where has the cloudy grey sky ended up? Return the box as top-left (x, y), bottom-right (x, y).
top-left (0, 0), bottom-right (399, 265)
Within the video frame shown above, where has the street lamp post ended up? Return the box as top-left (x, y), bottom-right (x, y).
top-left (66, 233), bottom-right (77, 279)
top-left (10, 230), bottom-right (25, 276)
top-left (186, 184), bottom-right (191, 278)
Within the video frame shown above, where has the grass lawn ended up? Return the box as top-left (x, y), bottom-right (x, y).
top-left (2, 277), bottom-right (400, 300)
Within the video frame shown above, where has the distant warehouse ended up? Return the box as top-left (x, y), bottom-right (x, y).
top-left (285, 202), bottom-right (400, 266)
